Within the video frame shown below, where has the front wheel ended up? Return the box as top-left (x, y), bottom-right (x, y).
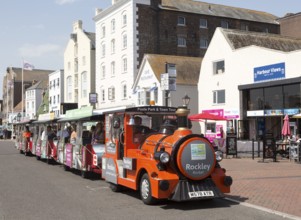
top-left (140, 173), bottom-right (157, 205)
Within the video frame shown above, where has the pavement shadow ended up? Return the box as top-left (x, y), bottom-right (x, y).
top-left (116, 188), bottom-right (237, 210)
top-left (225, 195), bottom-right (249, 203)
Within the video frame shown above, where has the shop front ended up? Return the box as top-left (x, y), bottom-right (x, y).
top-left (239, 77), bottom-right (301, 140)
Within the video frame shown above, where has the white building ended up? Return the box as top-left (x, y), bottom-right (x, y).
top-left (94, 0), bottom-right (150, 110)
top-left (25, 81), bottom-right (47, 120)
top-left (198, 27), bottom-right (301, 140)
top-left (64, 20), bottom-right (96, 108)
top-left (49, 70), bottom-right (64, 118)
top-left (133, 54), bottom-right (202, 132)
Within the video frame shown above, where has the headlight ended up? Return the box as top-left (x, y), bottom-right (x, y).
top-left (160, 152), bottom-right (170, 164)
top-left (215, 150), bottom-right (223, 162)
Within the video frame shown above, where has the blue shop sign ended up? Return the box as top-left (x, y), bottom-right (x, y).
top-left (283, 108), bottom-right (299, 115)
top-left (254, 62), bottom-right (285, 82)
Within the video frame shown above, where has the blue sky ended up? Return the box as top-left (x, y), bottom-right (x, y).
top-left (1, 0), bottom-right (301, 98)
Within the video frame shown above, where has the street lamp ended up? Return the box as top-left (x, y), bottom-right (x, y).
top-left (182, 94), bottom-right (190, 107)
top-left (176, 94), bottom-right (191, 129)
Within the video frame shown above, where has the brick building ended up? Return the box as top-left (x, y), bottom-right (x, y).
top-left (278, 12), bottom-right (301, 38)
top-left (2, 67), bottom-right (53, 127)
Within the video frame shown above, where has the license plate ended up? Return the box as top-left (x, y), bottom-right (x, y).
top-left (188, 190), bottom-right (214, 198)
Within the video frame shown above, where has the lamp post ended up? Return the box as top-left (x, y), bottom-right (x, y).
top-left (182, 94), bottom-right (191, 108)
top-left (176, 94), bottom-right (191, 129)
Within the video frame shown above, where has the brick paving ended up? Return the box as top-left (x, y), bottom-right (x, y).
top-left (222, 157), bottom-right (301, 218)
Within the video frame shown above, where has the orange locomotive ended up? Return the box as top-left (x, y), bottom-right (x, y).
top-left (102, 105), bottom-right (232, 204)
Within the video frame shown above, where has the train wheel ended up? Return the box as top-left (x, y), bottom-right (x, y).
top-left (81, 170), bottom-right (89, 179)
top-left (36, 155), bottom-right (40, 160)
top-left (140, 173), bottom-right (157, 205)
top-left (63, 165), bottom-right (70, 171)
top-left (19, 150), bottom-right (23, 154)
top-left (109, 183), bottom-right (122, 192)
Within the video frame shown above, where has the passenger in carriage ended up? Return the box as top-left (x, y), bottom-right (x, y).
top-left (92, 122), bottom-right (105, 144)
top-left (46, 125), bottom-right (56, 141)
top-left (70, 124), bottom-right (77, 144)
top-left (23, 126), bottom-right (31, 151)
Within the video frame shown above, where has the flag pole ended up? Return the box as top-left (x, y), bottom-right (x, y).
top-left (22, 59), bottom-right (24, 120)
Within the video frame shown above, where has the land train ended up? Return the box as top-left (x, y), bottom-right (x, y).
top-left (14, 105), bottom-right (232, 204)
top-left (101, 105), bottom-right (232, 204)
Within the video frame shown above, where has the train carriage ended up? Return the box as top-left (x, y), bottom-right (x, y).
top-left (14, 119), bottom-right (35, 156)
top-left (57, 106), bottom-right (105, 178)
top-left (101, 105), bottom-right (232, 204)
top-left (33, 113), bottom-right (59, 163)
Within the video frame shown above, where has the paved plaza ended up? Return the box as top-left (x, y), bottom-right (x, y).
top-left (222, 157), bottom-right (301, 219)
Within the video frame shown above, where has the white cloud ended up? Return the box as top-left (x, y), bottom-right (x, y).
top-left (19, 43), bottom-right (61, 58)
top-left (55, 0), bottom-right (77, 5)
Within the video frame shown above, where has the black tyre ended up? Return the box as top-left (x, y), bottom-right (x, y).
top-left (109, 183), bottom-right (122, 192)
top-left (81, 170), bottom-right (89, 179)
top-left (63, 165), bottom-right (70, 171)
top-left (140, 173), bottom-right (157, 205)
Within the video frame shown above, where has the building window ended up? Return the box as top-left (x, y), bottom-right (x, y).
top-left (213, 90), bottom-right (225, 104)
top-left (200, 18), bottom-right (207, 28)
top-left (177, 16), bottom-right (186, 26)
top-left (32, 101), bottom-right (34, 109)
top-left (57, 78), bottom-right (60, 87)
top-left (138, 91), bottom-right (150, 106)
top-left (122, 83), bottom-right (127, 99)
top-left (111, 61), bottom-right (115, 77)
top-left (82, 56), bottom-right (86, 66)
top-left (101, 63), bottom-right (106, 79)
top-left (27, 102), bottom-right (29, 110)
top-left (101, 25), bottom-right (106, 38)
top-left (122, 12), bottom-right (127, 26)
top-left (206, 122), bottom-right (216, 133)
top-left (111, 19), bottom-right (115, 32)
top-left (221, 20), bottom-right (229, 29)
top-left (57, 95), bottom-right (60, 104)
top-left (101, 89), bottom-right (105, 102)
top-left (67, 76), bottom-right (72, 100)
top-left (111, 39), bottom-right (115, 54)
top-left (213, 60), bottom-right (225, 74)
top-left (108, 87), bottom-right (115, 100)
top-left (241, 23), bottom-right (249, 31)
top-left (122, 33), bottom-right (127, 49)
top-left (53, 96), bottom-right (56, 104)
top-left (200, 37), bottom-right (208, 49)
top-left (49, 97), bottom-right (52, 105)
top-left (81, 71), bottom-right (87, 98)
top-left (101, 43), bottom-right (105, 57)
top-left (122, 57), bottom-right (127, 73)
top-left (49, 81), bottom-right (52, 89)
top-left (177, 36), bottom-right (186, 47)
